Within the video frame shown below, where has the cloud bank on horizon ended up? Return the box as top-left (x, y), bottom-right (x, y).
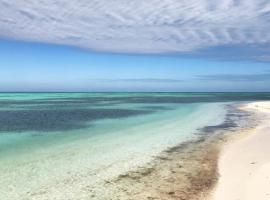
top-left (0, 0), bottom-right (270, 60)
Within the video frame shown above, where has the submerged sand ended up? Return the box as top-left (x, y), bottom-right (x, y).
top-left (2, 102), bottom-right (266, 200)
top-left (212, 102), bottom-right (270, 200)
top-left (88, 104), bottom-right (261, 200)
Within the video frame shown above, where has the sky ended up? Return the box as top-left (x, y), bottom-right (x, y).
top-left (0, 0), bottom-right (270, 92)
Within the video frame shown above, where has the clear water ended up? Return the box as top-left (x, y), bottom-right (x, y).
top-left (1, 93), bottom-right (270, 199)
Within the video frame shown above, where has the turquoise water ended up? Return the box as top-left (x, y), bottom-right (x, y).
top-left (0, 93), bottom-right (270, 199)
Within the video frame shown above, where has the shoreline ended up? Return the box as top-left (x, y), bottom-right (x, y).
top-left (211, 102), bottom-right (270, 200)
top-left (90, 102), bottom-right (261, 199)
top-left (1, 101), bottom-right (266, 199)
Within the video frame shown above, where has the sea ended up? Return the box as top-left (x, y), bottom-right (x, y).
top-left (0, 92), bottom-right (270, 199)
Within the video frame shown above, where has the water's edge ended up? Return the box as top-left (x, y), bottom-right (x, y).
top-left (0, 101), bottom-right (265, 200)
top-left (95, 103), bottom-right (262, 200)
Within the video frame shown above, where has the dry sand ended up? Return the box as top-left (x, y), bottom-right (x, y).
top-left (212, 101), bottom-right (270, 200)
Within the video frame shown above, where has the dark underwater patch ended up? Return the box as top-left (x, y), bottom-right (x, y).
top-left (1, 93), bottom-right (270, 109)
top-left (36, 93), bottom-right (270, 104)
top-left (198, 104), bottom-right (252, 135)
top-left (0, 93), bottom-right (270, 133)
top-left (0, 108), bottom-right (153, 133)
top-left (117, 94), bottom-right (270, 104)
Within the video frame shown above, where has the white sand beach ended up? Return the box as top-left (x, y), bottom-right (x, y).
top-left (212, 101), bottom-right (270, 200)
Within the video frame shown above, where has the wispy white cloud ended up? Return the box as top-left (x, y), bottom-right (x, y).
top-left (90, 78), bottom-right (183, 83)
top-left (198, 72), bottom-right (270, 82)
top-left (0, 0), bottom-right (270, 55)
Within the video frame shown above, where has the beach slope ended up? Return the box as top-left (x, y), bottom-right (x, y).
top-left (212, 102), bottom-right (270, 200)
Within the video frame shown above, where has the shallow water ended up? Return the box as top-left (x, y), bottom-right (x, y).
top-left (0, 93), bottom-right (270, 199)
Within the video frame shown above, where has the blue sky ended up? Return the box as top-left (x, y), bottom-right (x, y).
top-left (0, 39), bottom-right (269, 92)
top-left (0, 0), bottom-right (270, 92)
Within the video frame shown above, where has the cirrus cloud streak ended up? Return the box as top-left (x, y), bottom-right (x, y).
top-left (0, 0), bottom-right (270, 57)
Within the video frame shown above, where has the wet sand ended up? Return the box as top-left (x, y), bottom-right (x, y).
top-left (212, 102), bottom-right (270, 200)
top-left (88, 104), bottom-right (260, 200)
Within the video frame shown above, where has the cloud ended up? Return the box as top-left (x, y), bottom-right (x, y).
top-left (181, 43), bottom-right (270, 62)
top-left (90, 78), bottom-right (183, 83)
top-left (0, 0), bottom-right (270, 56)
top-left (198, 72), bottom-right (270, 82)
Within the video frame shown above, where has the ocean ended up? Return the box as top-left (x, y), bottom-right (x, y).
top-left (1, 92), bottom-right (270, 199)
